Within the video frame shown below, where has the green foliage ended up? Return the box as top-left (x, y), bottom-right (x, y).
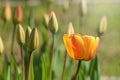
top-left (2, 56), bottom-right (10, 80)
top-left (89, 55), bottom-right (100, 80)
top-left (30, 55), bottom-right (34, 80)
top-left (41, 55), bottom-right (47, 80)
top-left (11, 53), bottom-right (20, 80)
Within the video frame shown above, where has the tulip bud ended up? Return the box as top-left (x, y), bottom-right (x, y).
top-left (14, 5), bottom-right (23, 24)
top-left (63, 0), bottom-right (69, 12)
top-left (28, 27), bottom-right (39, 52)
top-left (16, 24), bottom-right (25, 45)
top-left (68, 22), bottom-right (74, 35)
top-left (98, 16), bottom-right (107, 35)
top-left (43, 14), bottom-right (49, 29)
top-left (0, 37), bottom-right (4, 54)
top-left (48, 11), bottom-right (58, 34)
top-left (2, 2), bottom-right (11, 22)
top-left (25, 26), bottom-right (32, 45)
top-left (80, 0), bottom-right (87, 16)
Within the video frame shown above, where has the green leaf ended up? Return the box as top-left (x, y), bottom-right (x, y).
top-left (7, 65), bottom-right (11, 80)
top-left (2, 56), bottom-right (10, 80)
top-left (78, 62), bottom-right (87, 80)
top-left (30, 54), bottom-right (34, 80)
top-left (41, 55), bottom-right (47, 80)
top-left (11, 53), bottom-right (20, 80)
top-left (89, 55), bottom-right (100, 80)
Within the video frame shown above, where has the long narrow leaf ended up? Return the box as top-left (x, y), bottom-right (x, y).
top-left (2, 56), bottom-right (10, 80)
top-left (41, 55), bottom-right (46, 80)
top-left (7, 65), bottom-right (11, 80)
top-left (30, 54), bottom-right (34, 80)
top-left (11, 53), bottom-right (20, 80)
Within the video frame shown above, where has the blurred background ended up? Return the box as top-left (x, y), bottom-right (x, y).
top-left (0, 0), bottom-right (120, 79)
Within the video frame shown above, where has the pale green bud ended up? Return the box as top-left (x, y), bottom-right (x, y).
top-left (63, 0), bottom-right (69, 12)
top-left (28, 27), bottom-right (39, 52)
top-left (43, 14), bottom-right (49, 29)
top-left (49, 11), bottom-right (58, 34)
top-left (80, 0), bottom-right (87, 16)
top-left (68, 22), bottom-right (74, 36)
top-left (98, 16), bottom-right (107, 35)
top-left (16, 24), bottom-right (25, 45)
top-left (25, 26), bottom-right (32, 46)
top-left (0, 37), bottom-right (4, 54)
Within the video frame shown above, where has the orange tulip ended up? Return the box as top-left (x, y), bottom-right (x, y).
top-left (63, 33), bottom-right (99, 60)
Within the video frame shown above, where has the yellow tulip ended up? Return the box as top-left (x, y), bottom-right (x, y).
top-left (63, 33), bottom-right (99, 60)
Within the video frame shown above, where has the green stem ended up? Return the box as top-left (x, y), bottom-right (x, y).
top-left (20, 45), bottom-right (25, 80)
top-left (61, 50), bottom-right (67, 80)
top-left (27, 51), bottom-right (32, 80)
top-left (75, 60), bottom-right (81, 80)
top-left (10, 24), bottom-right (16, 80)
top-left (11, 24), bottom-right (16, 53)
top-left (49, 34), bottom-right (55, 80)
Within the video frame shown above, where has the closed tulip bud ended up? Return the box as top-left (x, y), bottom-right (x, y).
top-left (98, 16), bottom-right (107, 36)
top-left (16, 24), bottom-right (25, 45)
top-left (25, 26), bottom-right (32, 45)
top-left (2, 2), bottom-right (11, 22)
top-left (68, 22), bottom-right (74, 35)
top-left (0, 37), bottom-right (4, 54)
top-left (48, 0), bottom-right (54, 4)
top-left (43, 14), bottom-right (49, 29)
top-left (80, 0), bottom-right (87, 16)
top-left (14, 5), bottom-right (23, 24)
top-left (49, 11), bottom-right (58, 34)
top-left (63, 0), bottom-right (69, 12)
top-left (28, 27), bottom-right (39, 52)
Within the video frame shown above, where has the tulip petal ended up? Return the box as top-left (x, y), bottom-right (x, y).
top-left (89, 37), bottom-right (99, 60)
top-left (71, 34), bottom-right (85, 59)
top-left (83, 36), bottom-right (99, 60)
top-left (63, 34), bottom-right (75, 59)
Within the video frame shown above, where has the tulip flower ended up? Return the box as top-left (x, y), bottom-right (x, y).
top-left (63, 33), bottom-right (99, 60)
